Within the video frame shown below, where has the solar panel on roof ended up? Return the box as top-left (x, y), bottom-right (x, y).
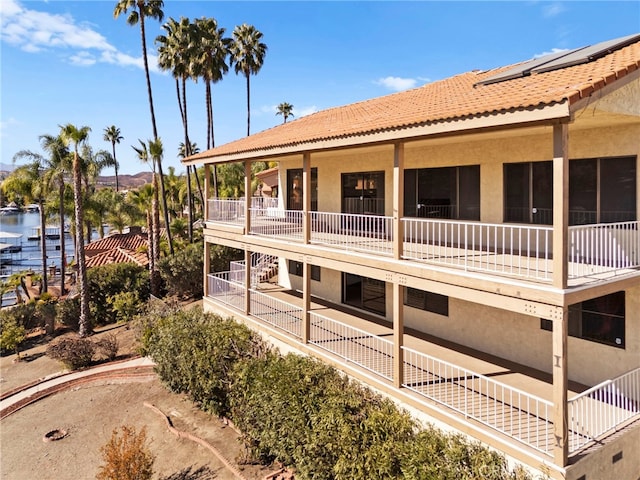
top-left (530, 33), bottom-right (640, 74)
top-left (476, 32), bottom-right (640, 86)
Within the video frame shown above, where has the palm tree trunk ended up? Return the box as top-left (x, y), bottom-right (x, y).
top-left (111, 141), bottom-right (119, 192)
top-left (139, 11), bottom-right (173, 255)
top-left (205, 81), bottom-right (219, 198)
top-left (151, 173), bottom-right (161, 296)
top-left (38, 198), bottom-right (48, 294)
top-left (181, 77), bottom-right (193, 243)
top-left (245, 73), bottom-right (251, 136)
top-left (73, 151), bottom-right (90, 337)
top-left (58, 181), bottom-right (66, 296)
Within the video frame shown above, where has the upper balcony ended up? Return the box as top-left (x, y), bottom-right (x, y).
top-left (205, 197), bottom-right (640, 288)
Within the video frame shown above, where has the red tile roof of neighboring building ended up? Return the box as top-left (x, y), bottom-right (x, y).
top-left (186, 36), bottom-right (640, 162)
top-left (85, 233), bottom-right (148, 257)
top-left (85, 247), bottom-right (149, 269)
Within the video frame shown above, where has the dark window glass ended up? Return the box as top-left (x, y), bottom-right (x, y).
top-left (540, 318), bottom-right (553, 331)
top-left (404, 287), bottom-right (449, 316)
top-left (342, 171), bottom-right (385, 215)
top-left (504, 161), bottom-right (552, 224)
top-left (342, 273), bottom-right (386, 316)
top-left (569, 156), bottom-right (636, 225)
top-left (288, 260), bottom-right (320, 281)
top-left (287, 168), bottom-right (317, 211)
top-left (405, 166), bottom-right (479, 220)
top-left (568, 292), bottom-right (625, 348)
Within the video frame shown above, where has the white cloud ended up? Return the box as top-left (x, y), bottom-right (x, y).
top-left (295, 106), bottom-right (317, 118)
top-left (533, 47), bottom-right (570, 59)
top-left (0, 117), bottom-right (21, 138)
top-left (542, 2), bottom-right (566, 18)
top-left (0, 0), bottom-right (150, 71)
top-left (374, 76), bottom-right (418, 92)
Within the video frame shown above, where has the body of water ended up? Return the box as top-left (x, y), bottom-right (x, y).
top-left (1, 212), bottom-right (95, 306)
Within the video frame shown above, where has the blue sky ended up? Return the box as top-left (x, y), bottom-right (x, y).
top-left (1, 1), bottom-right (639, 176)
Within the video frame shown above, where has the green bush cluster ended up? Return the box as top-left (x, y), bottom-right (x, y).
top-left (87, 263), bottom-right (150, 326)
top-left (141, 307), bottom-right (263, 417)
top-left (142, 308), bottom-right (534, 480)
top-left (157, 242), bottom-right (243, 300)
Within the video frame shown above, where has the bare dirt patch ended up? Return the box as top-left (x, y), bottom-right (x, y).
top-left (0, 322), bottom-right (275, 480)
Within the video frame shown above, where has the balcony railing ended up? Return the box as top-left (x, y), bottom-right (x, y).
top-left (402, 218), bottom-right (553, 281)
top-left (206, 201), bottom-right (639, 283)
top-left (402, 346), bottom-right (553, 455)
top-left (567, 367), bottom-right (640, 453)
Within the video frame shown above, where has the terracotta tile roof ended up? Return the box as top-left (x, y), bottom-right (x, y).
top-left (187, 37), bottom-right (640, 162)
top-left (86, 247), bottom-right (149, 269)
top-left (85, 233), bottom-right (148, 257)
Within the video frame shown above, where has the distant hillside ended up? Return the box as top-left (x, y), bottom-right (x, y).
top-left (96, 171), bottom-right (154, 190)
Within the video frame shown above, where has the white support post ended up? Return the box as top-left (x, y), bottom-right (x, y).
top-left (393, 282), bottom-right (404, 388)
top-left (244, 160), bottom-right (252, 235)
top-left (552, 309), bottom-right (569, 468)
top-left (393, 143), bottom-right (404, 260)
top-left (302, 153), bottom-right (311, 244)
top-left (302, 261), bottom-right (311, 343)
top-left (552, 123), bottom-right (569, 289)
top-left (204, 164), bottom-right (210, 221)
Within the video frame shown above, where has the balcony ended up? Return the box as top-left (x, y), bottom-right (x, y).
top-left (206, 199), bottom-right (640, 286)
top-left (205, 273), bottom-right (640, 460)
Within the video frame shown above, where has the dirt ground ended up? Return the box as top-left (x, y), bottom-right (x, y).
top-left (0, 321), bottom-right (278, 480)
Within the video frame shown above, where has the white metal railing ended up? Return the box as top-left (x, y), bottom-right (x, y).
top-left (207, 199), bottom-right (245, 224)
top-left (310, 211), bottom-right (393, 256)
top-left (230, 253), bottom-right (279, 288)
top-left (402, 346), bottom-right (553, 454)
top-left (309, 311), bottom-right (394, 380)
top-left (249, 289), bottom-right (303, 338)
top-left (403, 218), bottom-right (553, 281)
top-left (568, 221), bottom-right (639, 278)
top-left (568, 367), bottom-right (640, 453)
top-left (207, 273), bottom-right (245, 310)
top-left (250, 208), bottom-right (304, 241)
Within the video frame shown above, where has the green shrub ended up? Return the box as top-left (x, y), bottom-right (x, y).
top-left (108, 291), bottom-right (143, 323)
top-left (56, 297), bottom-right (80, 330)
top-left (142, 307), bottom-right (263, 417)
top-left (0, 317), bottom-right (26, 357)
top-left (0, 302), bottom-right (39, 330)
top-left (87, 263), bottom-right (149, 325)
top-left (46, 336), bottom-right (95, 369)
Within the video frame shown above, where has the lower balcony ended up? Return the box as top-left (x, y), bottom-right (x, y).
top-left (205, 271), bottom-right (640, 467)
top-left (206, 199), bottom-right (640, 286)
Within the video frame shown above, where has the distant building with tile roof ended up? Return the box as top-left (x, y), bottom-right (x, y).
top-left (85, 230), bottom-right (148, 268)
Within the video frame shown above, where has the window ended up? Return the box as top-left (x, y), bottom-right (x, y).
top-left (404, 166), bottom-right (480, 220)
top-left (342, 273), bottom-right (386, 316)
top-left (287, 168), bottom-right (318, 211)
top-left (570, 156), bottom-right (636, 225)
top-left (288, 260), bottom-right (320, 281)
top-left (342, 171), bottom-right (385, 215)
top-left (404, 287), bottom-right (449, 316)
top-left (504, 161), bottom-right (553, 224)
top-left (541, 292), bottom-right (625, 348)
top-left (569, 291), bottom-right (625, 348)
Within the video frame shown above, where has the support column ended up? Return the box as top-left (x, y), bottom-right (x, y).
top-left (204, 164), bottom-right (210, 221)
top-left (393, 282), bottom-right (404, 388)
top-left (302, 153), bottom-right (311, 244)
top-left (302, 261), bottom-right (311, 343)
top-left (393, 143), bottom-right (405, 260)
top-left (244, 160), bottom-right (252, 234)
top-left (203, 241), bottom-right (210, 298)
top-left (244, 248), bottom-right (251, 315)
top-left (552, 309), bottom-right (569, 467)
top-left (552, 123), bottom-right (569, 289)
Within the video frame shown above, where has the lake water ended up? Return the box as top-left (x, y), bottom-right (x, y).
top-left (1, 212), bottom-right (85, 306)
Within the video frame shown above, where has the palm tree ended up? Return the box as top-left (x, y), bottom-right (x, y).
top-left (103, 126), bottom-right (123, 191)
top-left (276, 102), bottom-right (294, 123)
top-left (230, 23), bottom-right (267, 137)
top-left (79, 145), bottom-right (116, 243)
top-left (2, 160), bottom-right (49, 294)
top-left (114, 0), bottom-right (174, 255)
top-left (40, 134), bottom-right (71, 295)
top-left (132, 139), bottom-right (163, 296)
top-left (59, 123), bottom-right (92, 337)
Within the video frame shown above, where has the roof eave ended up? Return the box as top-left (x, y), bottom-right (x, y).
top-left (183, 102), bottom-right (571, 166)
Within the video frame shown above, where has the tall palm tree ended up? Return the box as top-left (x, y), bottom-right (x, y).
top-left (157, 16), bottom-right (197, 243)
top-left (79, 145), bottom-right (116, 243)
top-left (103, 126), bottom-right (123, 191)
top-left (276, 102), bottom-right (294, 123)
top-left (230, 23), bottom-right (267, 137)
top-left (40, 134), bottom-right (71, 295)
top-left (132, 138), bottom-right (163, 296)
top-left (59, 123), bottom-right (92, 337)
top-left (2, 160), bottom-right (49, 294)
top-left (114, 0), bottom-right (174, 255)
